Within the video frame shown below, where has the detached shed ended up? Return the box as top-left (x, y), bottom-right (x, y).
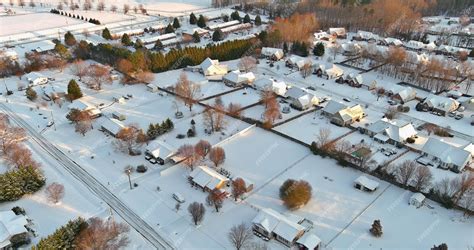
top-left (100, 118), bottom-right (125, 137)
top-left (354, 176), bottom-right (379, 192)
top-left (409, 193), bottom-right (425, 208)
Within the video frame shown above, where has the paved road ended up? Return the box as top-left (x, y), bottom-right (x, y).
top-left (259, 67), bottom-right (474, 142)
top-left (0, 103), bottom-right (175, 250)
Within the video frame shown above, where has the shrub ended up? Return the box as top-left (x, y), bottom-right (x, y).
top-left (406, 137), bottom-right (415, 144)
top-left (35, 218), bottom-right (86, 249)
top-left (25, 87), bottom-right (37, 101)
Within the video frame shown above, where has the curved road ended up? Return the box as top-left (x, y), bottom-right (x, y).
top-left (0, 103), bottom-right (175, 250)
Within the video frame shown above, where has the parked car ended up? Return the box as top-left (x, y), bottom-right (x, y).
top-left (173, 193), bottom-right (185, 203)
top-left (307, 86), bottom-right (316, 91)
top-left (388, 100), bottom-right (397, 105)
top-left (144, 154), bottom-right (152, 160)
top-left (455, 114), bottom-right (464, 120)
top-left (149, 158), bottom-right (158, 164)
top-left (136, 165), bottom-right (148, 173)
top-left (282, 106), bottom-right (291, 114)
top-left (343, 98), bottom-right (351, 102)
top-left (448, 112), bottom-right (456, 117)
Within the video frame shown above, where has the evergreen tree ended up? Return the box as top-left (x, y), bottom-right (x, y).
top-left (54, 43), bottom-right (70, 59)
top-left (64, 31), bottom-right (76, 46)
top-left (231, 10), bottom-right (241, 21)
top-left (197, 15), bottom-right (206, 28)
top-left (165, 118), bottom-right (174, 130)
top-left (0, 166), bottom-right (45, 202)
top-left (173, 17), bottom-right (181, 29)
top-left (165, 24), bottom-right (174, 34)
top-left (102, 27), bottom-right (112, 40)
top-left (189, 13), bottom-right (197, 25)
top-left (121, 33), bottom-right (132, 46)
top-left (313, 42), bottom-right (325, 56)
top-left (134, 39), bottom-right (144, 49)
top-left (67, 79), bottom-right (82, 100)
top-left (243, 14), bottom-right (251, 24)
top-left (469, 49), bottom-right (474, 57)
top-left (254, 15), bottom-right (262, 26)
top-left (192, 31), bottom-right (201, 43)
top-left (222, 14), bottom-right (229, 22)
top-left (212, 29), bottom-right (224, 41)
top-left (25, 87), bottom-right (37, 101)
top-left (154, 39), bottom-right (163, 50)
top-left (283, 42), bottom-right (289, 53)
top-left (34, 218), bottom-right (86, 249)
top-left (370, 220), bottom-right (383, 237)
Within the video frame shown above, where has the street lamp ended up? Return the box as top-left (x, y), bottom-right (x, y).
top-left (124, 166), bottom-right (133, 190)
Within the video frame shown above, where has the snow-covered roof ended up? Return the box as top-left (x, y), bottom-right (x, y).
top-left (384, 37), bottom-right (403, 46)
top-left (296, 233), bottom-right (321, 249)
top-left (272, 80), bottom-right (288, 97)
top-left (388, 86), bottom-right (416, 101)
top-left (0, 211), bottom-right (28, 248)
top-left (140, 33), bottom-right (177, 44)
top-left (252, 208), bottom-right (305, 241)
top-left (354, 175), bottom-right (379, 191)
top-left (421, 137), bottom-right (471, 168)
top-left (221, 23), bottom-right (251, 33)
top-left (410, 193), bottom-right (426, 204)
top-left (323, 100), bottom-right (347, 115)
top-left (356, 30), bottom-right (379, 40)
top-left (223, 70), bottom-right (255, 84)
top-left (368, 118), bottom-right (417, 143)
top-left (190, 165), bottom-right (228, 190)
top-left (200, 57), bottom-right (228, 76)
top-left (208, 20), bottom-right (240, 30)
top-left (32, 40), bottom-right (55, 52)
top-left (286, 87), bottom-right (307, 99)
top-left (425, 94), bottom-right (460, 112)
top-left (101, 118), bottom-right (125, 136)
top-left (146, 140), bottom-right (176, 159)
top-left (67, 99), bottom-right (93, 111)
top-left (182, 27), bottom-right (209, 35)
top-left (328, 27), bottom-right (346, 36)
top-left (24, 72), bottom-right (46, 81)
top-left (405, 40), bottom-right (424, 50)
top-left (261, 47), bottom-right (284, 59)
top-left (325, 64), bottom-right (344, 77)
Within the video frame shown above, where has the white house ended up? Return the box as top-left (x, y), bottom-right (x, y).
top-left (271, 80), bottom-right (288, 97)
top-left (223, 70), bottom-right (256, 87)
top-left (424, 94), bottom-right (460, 116)
top-left (387, 86), bottom-right (416, 104)
top-left (420, 137), bottom-right (471, 172)
top-left (261, 47), bottom-right (284, 60)
top-left (208, 20), bottom-right (240, 31)
top-left (366, 118), bottom-right (417, 146)
top-left (0, 210), bottom-right (29, 249)
top-left (145, 140), bottom-right (176, 163)
top-left (189, 165), bottom-right (229, 192)
top-left (355, 30), bottom-right (379, 41)
top-left (383, 37), bottom-right (403, 46)
top-left (314, 30), bottom-right (331, 41)
top-left (100, 118), bottom-right (125, 137)
top-left (23, 72), bottom-right (48, 86)
top-left (328, 27), bottom-right (346, 38)
top-left (252, 208), bottom-right (306, 247)
top-left (199, 58), bottom-right (228, 78)
top-left (409, 193), bottom-right (425, 208)
top-left (67, 99), bottom-right (102, 118)
top-left (296, 233), bottom-right (321, 250)
top-left (459, 97), bottom-right (474, 111)
top-left (285, 87), bottom-right (319, 110)
top-left (405, 40), bottom-right (424, 50)
top-left (286, 55), bottom-right (309, 70)
top-left (324, 65), bottom-right (344, 79)
top-left (354, 175), bottom-right (379, 192)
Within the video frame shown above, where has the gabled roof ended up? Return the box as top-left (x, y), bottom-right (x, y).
top-left (325, 64), bottom-right (344, 77)
top-left (200, 57), bottom-right (228, 75)
top-left (252, 208), bottom-right (305, 241)
top-left (261, 47), bottom-right (284, 59)
top-left (285, 87), bottom-right (308, 99)
top-left (24, 72), bottom-right (46, 81)
top-left (146, 140), bottom-right (175, 159)
top-left (425, 94), bottom-right (459, 112)
top-left (223, 70), bottom-right (255, 84)
top-left (101, 118), bottom-right (125, 136)
top-left (0, 211), bottom-right (28, 248)
top-left (67, 99), bottom-right (93, 111)
top-left (323, 100), bottom-right (347, 115)
top-left (190, 165), bottom-right (228, 190)
top-left (368, 118), bottom-right (417, 142)
top-left (296, 233), bottom-right (321, 249)
top-left (389, 86), bottom-right (416, 101)
top-left (422, 137), bottom-right (471, 167)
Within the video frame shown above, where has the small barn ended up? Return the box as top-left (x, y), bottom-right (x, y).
top-left (409, 193), bottom-right (425, 208)
top-left (100, 118), bottom-right (125, 137)
top-left (354, 175), bottom-right (379, 192)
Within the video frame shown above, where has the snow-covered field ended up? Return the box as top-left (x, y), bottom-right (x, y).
top-left (0, 12), bottom-right (86, 36)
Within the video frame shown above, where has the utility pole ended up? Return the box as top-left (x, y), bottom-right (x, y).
top-left (50, 110), bottom-right (56, 131)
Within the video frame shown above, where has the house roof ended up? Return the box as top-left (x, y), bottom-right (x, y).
top-left (0, 211), bottom-right (28, 248)
top-left (252, 208), bottom-right (305, 241)
top-left (296, 94), bottom-right (317, 107)
top-left (200, 57), bottom-right (228, 75)
top-left (261, 47), bottom-right (284, 59)
top-left (272, 81), bottom-right (288, 96)
top-left (146, 140), bottom-right (176, 159)
top-left (410, 193), bottom-right (426, 203)
top-left (190, 165), bottom-right (228, 190)
top-left (354, 175), bottom-right (379, 191)
top-left (389, 86), bottom-right (416, 101)
top-left (24, 72), bottom-right (46, 81)
top-left (328, 27), bottom-right (346, 35)
top-left (223, 70), bottom-right (255, 84)
top-left (296, 233), bottom-right (321, 249)
top-left (325, 65), bottom-right (344, 77)
top-left (335, 104), bottom-right (364, 121)
top-left (67, 99), bottom-right (93, 111)
top-left (286, 87), bottom-right (308, 99)
top-left (368, 118), bottom-right (417, 142)
top-left (421, 137), bottom-right (471, 167)
top-left (323, 100), bottom-right (347, 115)
top-left (425, 94), bottom-right (459, 112)
top-left (101, 118), bottom-right (125, 136)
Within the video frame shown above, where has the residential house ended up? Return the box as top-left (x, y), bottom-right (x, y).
top-left (252, 208), bottom-right (306, 247)
top-left (146, 83), bottom-right (159, 93)
top-left (405, 40), bottom-right (424, 51)
top-left (223, 70), bottom-right (256, 87)
top-left (323, 100), bottom-right (365, 126)
top-left (208, 20), bottom-right (240, 31)
top-left (0, 210), bottom-right (30, 249)
top-left (314, 30), bottom-right (330, 41)
top-left (341, 42), bottom-right (362, 57)
top-left (285, 87), bottom-right (319, 110)
top-left (365, 118), bottom-right (417, 146)
top-left (145, 140), bottom-right (177, 164)
top-left (354, 175), bottom-right (379, 192)
top-left (387, 86), bottom-right (416, 104)
top-left (182, 27), bottom-right (209, 41)
top-left (261, 47), bottom-right (284, 61)
top-left (419, 137), bottom-right (471, 172)
top-left (189, 165), bottom-right (229, 192)
top-left (354, 30), bottom-right (379, 42)
top-left (424, 94), bottom-right (460, 116)
top-left (271, 80), bottom-right (288, 97)
top-left (382, 37), bottom-right (403, 47)
top-left (31, 40), bottom-right (56, 53)
top-left (112, 112), bottom-right (126, 121)
top-left (199, 58), bottom-right (229, 80)
top-left (324, 65), bottom-right (344, 79)
top-left (345, 147), bottom-right (372, 166)
top-left (39, 84), bottom-right (66, 101)
top-left (67, 99), bottom-right (102, 118)
top-left (409, 193), bottom-right (425, 208)
top-left (286, 56), bottom-right (309, 70)
top-left (328, 27), bottom-right (346, 38)
top-left (100, 118), bottom-right (125, 137)
top-left (459, 97), bottom-right (474, 111)
top-left (24, 72), bottom-right (48, 86)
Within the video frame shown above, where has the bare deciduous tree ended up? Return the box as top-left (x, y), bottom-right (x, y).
top-left (0, 117), bottom-right (26, 156)
top-left (97, 1), bottom-right (105, 11)
top-left (178, 144), bottom-right (198, 171)
top-left (123, 4), bottom-right (130, 14)
top-left (206, 188), bottom-right (225, 212)
top-left (113, 125), bottom-right (147, 155)
top-left (228, 223), bottom-right (253, 250)
top-left (75, 217), bottom-right (130, 249)
top-left (71, 59), bottom-right (88, 81)
top-left (315, 128), bottom-right (333, 151)
top-left (85, 64), bottom-right (111, 90)
top-left (300, 62), bottom-right (313, 79)
top-left (227, 103), bottom-right (243, 118)
top-left (238, 56), bottom-right (257, 73)
top-left (413, 166), bottom-right (433, 191)
top-left (134, 71), bottom-right (154, 84)
top-left (396, 160), bottom-right (417, 187)
top-left (175, 72), bottom-right (201, 111)
top-left (74, 111), bottom-right (92, 136)
top-left (4, 143), bottom-right (40, 169)
top-left (194, 140), bottom-right (211, 160)
top-left (263, 95), bottom-right (280, 125)
top-left (46, 182), bottom-right (65, 203)
top-left (209, 147), bottom-right (225, 167)
top-left (188, 202), bottom-right (205, 225)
